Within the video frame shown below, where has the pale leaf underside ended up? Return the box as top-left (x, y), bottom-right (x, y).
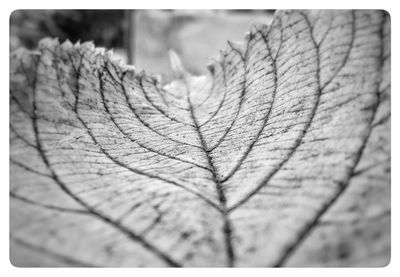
top-left (10, 10), bottom-right (390, 267)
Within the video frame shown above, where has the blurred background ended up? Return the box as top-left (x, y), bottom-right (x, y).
top-left (10, 10), bottom-right (274, 82)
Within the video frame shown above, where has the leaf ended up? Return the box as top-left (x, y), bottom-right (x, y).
top-left (9, 10), bottom-right (390, 267)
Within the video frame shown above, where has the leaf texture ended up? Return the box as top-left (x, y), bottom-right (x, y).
top-left (10, 10), bottom-right (390, 267)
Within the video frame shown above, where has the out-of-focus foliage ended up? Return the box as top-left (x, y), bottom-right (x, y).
top-left (133, 10), bottom-right (274, 81)
top-left (10, 10), bottom-right (125, 51)
top-left (10, 10), bottom-right (274, 82)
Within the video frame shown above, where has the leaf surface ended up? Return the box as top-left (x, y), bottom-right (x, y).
top-left (10, 10), bottom-right (390, 267)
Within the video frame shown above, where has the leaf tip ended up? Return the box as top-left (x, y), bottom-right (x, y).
top-left (227, 40), bottom-right (243, 53)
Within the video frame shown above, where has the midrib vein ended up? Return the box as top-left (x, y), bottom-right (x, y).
top-left (185, 79), bottom-right (236, 267)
